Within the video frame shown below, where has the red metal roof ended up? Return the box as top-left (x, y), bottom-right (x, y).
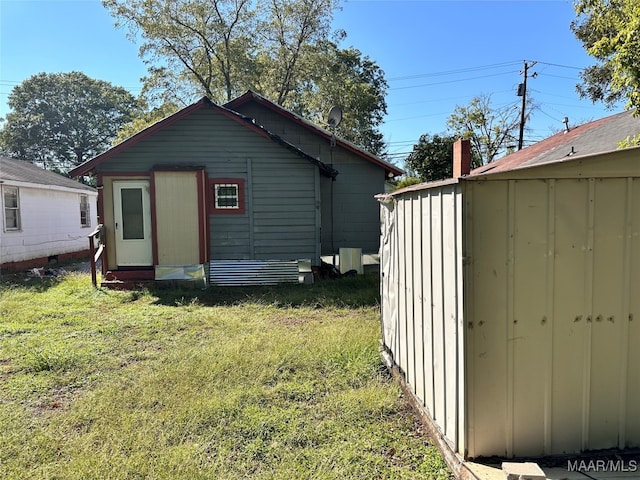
top-left (470, 109), bottom-right (639, 177)
top-left (381, 109), bottom-right (639, 198)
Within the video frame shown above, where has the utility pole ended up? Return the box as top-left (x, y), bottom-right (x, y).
top-left (517, 61), bottom-right (536, 150)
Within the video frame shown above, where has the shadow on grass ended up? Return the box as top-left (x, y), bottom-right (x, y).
top-left (150, 274), bottom-right (381, 309)
top-left (0, 259), bottom-right (92, 292)
top-left (0, 273), bottom-right (66, 293)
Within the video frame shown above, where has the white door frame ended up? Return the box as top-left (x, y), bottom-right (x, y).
top-left (113, 180), bottom-right (153, 266)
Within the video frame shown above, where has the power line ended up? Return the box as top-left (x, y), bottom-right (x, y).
top-left (390, 70), bottom-right (520, 91)
top-left (535, 61), bottom-right (584, 70)
top-left (387, 61), bottom-right (522, 82)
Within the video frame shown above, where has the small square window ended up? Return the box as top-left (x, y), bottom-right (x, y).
top-left (215, 184), bottom-right (239, 209)
top-left (80, 194), bottom-right (90, 227)
top-left (3, 186), bottom-right (21, 231)
top-left (209, 178), bottom-right (245, 214)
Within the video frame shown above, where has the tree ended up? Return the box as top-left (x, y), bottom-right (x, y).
top-left (446, 94), bottom-right (523, 164)
top-left (103, 0), bottom-right (338, 104)
top-left (392, 176), bottom-right (422, 191)
top-left (405, 133), bottom-right (483, 182)
top-left (0, 72), bottom-right (138, 172)
top-left (571, 0), bottom-right (640, 111)
top-left (291, 41), bottom-right (388, 155)
top-left (103, 0), bottom-right (388, 155)
top-left (114, 101), bottom-right (180, 144)
top-left (405, 134), bottom-right (456, 182)
top-left (255, 0), bottom-right (341, 106)
top-left (103, 0), bottom-right (258, 103)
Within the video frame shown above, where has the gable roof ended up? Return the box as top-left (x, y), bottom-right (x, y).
top-left (470, 109), bottom-right (640, 177)
top-left (383, 109), bottom-right (640, 198)
top-left (225, 90), bottom-right (404, 178)
top-left (69, 97), bottom-right (338, 179)
top-left (1, 156), bottom-right (95, 192)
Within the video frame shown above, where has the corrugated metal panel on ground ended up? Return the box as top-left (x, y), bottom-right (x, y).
top-left (209, 259), bottom-right (310, 286)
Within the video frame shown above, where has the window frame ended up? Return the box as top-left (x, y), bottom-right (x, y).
top-left (209, 178), bottom-right (246, 215)
top-left (80, 193), bottom-right (91, 228)
top-left (3, 186), bottom-right (21, 231)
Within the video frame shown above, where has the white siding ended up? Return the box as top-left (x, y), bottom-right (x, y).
top-left (0, 183), bottom-right (97, 265)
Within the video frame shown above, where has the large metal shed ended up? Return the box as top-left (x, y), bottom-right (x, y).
top-left (379, 111), bottom-right (640, 464)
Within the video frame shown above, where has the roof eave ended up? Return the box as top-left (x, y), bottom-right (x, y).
top-left (226, 91), bottom-right (404, 177)
top-left (70, 96), bottom-right (339, 179)
top-left (70, 98), bottom-right (216, 178)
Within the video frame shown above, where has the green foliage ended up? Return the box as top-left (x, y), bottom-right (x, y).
top-left (0, 72), bottom-right (139, 172)
top-left (405, 125), bottom-right (492, 183)
top-left (405, 133), bottom-right (457, 182)
top-left (289, 41), bottom-right (388, 156)
top-left (618, 133), bottom-right (640, 148)
top-left (446, 93), bottom-right (523, 164)
top-left (392, 176), bottom-right (423, 191)
top-left (0, 272), bottom-right (452, 479)
top-left (103, 0), bottom-right (388, 155)
top-left (114, 101), bottom-right (181, 143)
top-left (572, 0), bottom-right (640, 111)
top-left (404, 94), bottom-right (531, 178)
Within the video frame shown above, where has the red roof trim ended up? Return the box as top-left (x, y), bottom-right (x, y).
top-left (225, 91), bottom-right (404, 177)
top-left (70, 97), bottom-right (272, 178)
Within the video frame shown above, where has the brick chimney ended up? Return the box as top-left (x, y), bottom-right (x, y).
top-left (453, 138), bottom-right (471, 178)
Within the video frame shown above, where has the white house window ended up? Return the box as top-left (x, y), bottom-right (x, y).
top-left (215, 184), bottom-right (239, 209)
top-left (3, 186), bottom-right (20, 231)
top-left (80, 194), bottom-right (90, 227)
top-left (209, 178), bottom-right (245, 214)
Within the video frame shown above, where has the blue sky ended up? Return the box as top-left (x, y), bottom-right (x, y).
top-left (0, 0), bottom-right (624, 165)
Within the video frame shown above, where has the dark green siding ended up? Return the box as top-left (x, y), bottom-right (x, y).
top-left (232, 102), bottom-right (387, 255)
top-left (97, 104), bottom-right (320, 262)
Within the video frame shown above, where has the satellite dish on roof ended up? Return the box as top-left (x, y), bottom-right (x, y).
top-left (327, 106), bottom-right (343, 127)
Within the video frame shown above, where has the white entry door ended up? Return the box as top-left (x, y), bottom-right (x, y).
top-left (113, 180), bottom-right (153, 266)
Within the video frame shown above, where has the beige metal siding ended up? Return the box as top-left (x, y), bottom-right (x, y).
top-left (467, 176), bottom-right (640, 458)
top-left (381, 150), bottom-right (640, 461)
top-left (380, 183), bottom-right (465, 455)
top-left (466, 180), bottom-right (509, 458)
top-left (154, 171), bottom-right (200, 265)
top-left (627, 178), bottom-right (640, 446)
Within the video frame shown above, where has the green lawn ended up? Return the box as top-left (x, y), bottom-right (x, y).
top-left (0, 272), bottom-right (451, 479)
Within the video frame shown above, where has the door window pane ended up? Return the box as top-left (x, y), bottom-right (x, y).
top-left (121, 188), bottom-right (144, 239)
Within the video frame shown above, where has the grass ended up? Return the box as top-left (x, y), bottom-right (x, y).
top-left (0, 272), bottom-right (451, 479)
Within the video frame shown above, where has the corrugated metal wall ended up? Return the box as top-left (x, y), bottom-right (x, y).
top-left (380, 182), bottom-right (465, 455)
top-left (466, 176), bottom-right (640, 459)
top-left (380, 160), bottom-right (640, 460)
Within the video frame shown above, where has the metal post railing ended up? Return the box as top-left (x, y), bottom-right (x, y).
top-left (88, 224), bottom-right (104, 287)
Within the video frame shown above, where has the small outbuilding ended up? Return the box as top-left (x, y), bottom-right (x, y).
top-left (70, 95), bottom-right (401, 287)
top-left (0, 156), bottom-right (97, 272)
top-left (378, 111), bottom-right (640, 464)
